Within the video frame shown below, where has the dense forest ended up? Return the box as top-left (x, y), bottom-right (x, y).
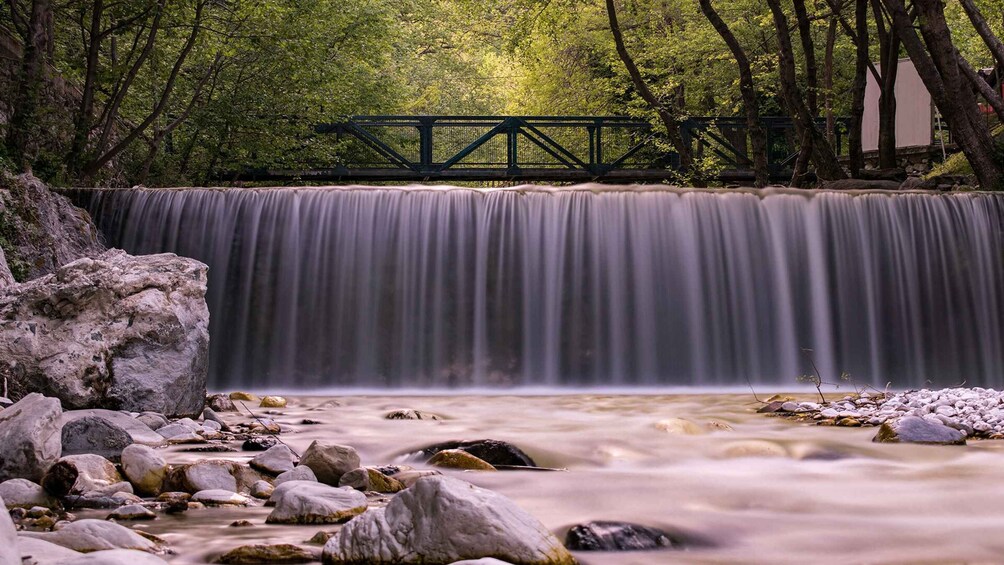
top-left (0, 0), bottom-right (1002, 188)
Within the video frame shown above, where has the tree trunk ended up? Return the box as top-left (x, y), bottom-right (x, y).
top-left (789, 0), bottom-right (818, 185)
top-left (959, 0), bottom-right (1004, 70)
top-left (68, 0), bottom-right (104, 173)
top-left (5, 0), bottom-right (52, 171)
top-left (883, 0), bottom-right (1002, 189)
top-left (824, 14), bottom-right (838, 146)
top-left (697, 0), bottom-right (769, 187)
top-left (605, 0), bottom-right (696, 180)
top-left (766, 0), bottom-right (847, 182)
top-left (848, 0), bottom-right (869, 176)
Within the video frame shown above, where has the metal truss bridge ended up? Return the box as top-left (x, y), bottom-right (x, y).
top-left (226, 115), bottom-right (846, 184)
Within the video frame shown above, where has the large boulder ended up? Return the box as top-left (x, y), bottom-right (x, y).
top-left (0, 496), bottom-right (20, 565)
top-left (41, 454), bottom-right (128, 497)
top-left (250, 444), bottom-right (298, 475)
top-left (299, 441), bottom-right (360, 486)
top-left (0, 393), bottom-right (62, 482)
top-left (322, 476), bottom-right (574, 564)
top-left (164, 460), bottom-right (264, 494)
top-left (61, 415), bottom-right (134, 460)
top-left (18, 537), bottom-right (83, 564)
top-left (120, 445), bottom-right (168, 496)
top-left (266, 481), bottom-right (368, 525)
top-left (0, 479), bottom-right (59, 509)
top-left (61, 410), bottom-right (165, 446)
top-left (1, 249), bottom-right (210, 417)
top-left (873, 416), bottom-right (967, 445)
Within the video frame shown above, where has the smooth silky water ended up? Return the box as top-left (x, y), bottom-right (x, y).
top-left (72, 185), bottom-right (1004, 563)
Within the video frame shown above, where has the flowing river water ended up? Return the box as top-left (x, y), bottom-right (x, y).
top-left (94, 392), bottom-right (1004, 564)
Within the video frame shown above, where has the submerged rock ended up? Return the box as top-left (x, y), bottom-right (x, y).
top-left (653, 418), bottom-right (706, 435)
top-left (21, 519), bottom-right (160, 553)
top-left (418, 439), bottom-right (536, 468)
top-left (564, 521), bottom-right (676, 551)
top-left (322, 476), bottom-right (574, 564)
top-left (0, 393), bottom-right (62, 483)
top-left (384, 409), bottom-right (441, 420)
top-left (57, 549), bottom-right (170, 565)
top-left (107, 504), bottom-right (156, 520)
top-left (299, 441), bottom-right (361, 486)
top-left (1, 250), bottom-right (209, 417)
top-left (61, 416), bottom-right (134, 460)
top-left (428, 449), bottom-right (497, 471)
top-left (873, 416), bottom-right (967, 445)
top-left (215, 544), bottom-right (320, 564)
top-left (242, 437), bottom-right (277, 451)
top-left (266, 481), bottom-right (368, 524)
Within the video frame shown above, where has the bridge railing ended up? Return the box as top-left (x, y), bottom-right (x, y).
top-left (229, 115), bottom-right (847, 183)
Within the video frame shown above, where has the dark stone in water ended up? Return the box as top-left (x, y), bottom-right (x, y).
top-left (873, 416), bottom-right (967, 445)
top-left (756, 401), bottom-right (786, 414)
top-left (208, 394), bottom-right (237, 412)
top-left (300, 419), bottom-right (322, 425)
top-left (183, 445), bottom-right (238, 453)
top-left (565, 521), bottom-right (677, 551)
top-left (60, 415), bottom-right (133, 460)
top-left (418, 439), bottom-right (536, 467)
top-left (243, 437), bottom-right (278, 451)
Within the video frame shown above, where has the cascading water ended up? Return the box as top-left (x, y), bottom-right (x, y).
top-left (76, 185), bottom-right (1004, 390)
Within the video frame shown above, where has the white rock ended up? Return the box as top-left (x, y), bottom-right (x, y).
top-left (266, 481), bottom-right (367, 524)
top-left (17, 537), bottom-right (82, 564)
top-left (0, 496), bottom-right (18, 565)
top-left (0, 250), bottom-right (209, 417)
top-left (121, 445), bottom-right (167, 496)
top-left (20, 519), bottom-right (159, 553)
top-left (0, 479), bottom-right (59, 509)
top-left (0, 394), bottom-right (62, 482)
top-left (192, 489), bottom-right (249, 506)
top-left (322, 476), bottom-right (574, 564)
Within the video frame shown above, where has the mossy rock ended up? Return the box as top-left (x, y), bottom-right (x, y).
top-left (428, 449), bottom-right (497, 471)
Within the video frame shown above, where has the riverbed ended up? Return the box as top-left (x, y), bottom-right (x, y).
top-left (127, 393), bottom-right (1004, 564)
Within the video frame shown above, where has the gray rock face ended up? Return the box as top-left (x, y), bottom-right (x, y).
top-left (266, 481), bottom-right (368, 524)
top-left (0, 393), bottom-right (62, 482)
top-left (62, 410), bottom-right (165, 446)
top-left (0, 246), bottom-right (13, 289)
top-left (121, 445), bottom-right (167, 496)
top-left (0, 496), bottom-right (17, 565)
top-left (250, 444), bottom-right (298, 475)
top-left (165, 460), bottom-right (264, 494)
top-left (564, 521), bottom-right (676, 551)
top-left (20, 519), bottom-right (159, 553)
top-left (136, 412), bottom-right (169, 431)
top-left (1, 250), bottom-right (210, 417)
top-left (0, 173), bottom-right (103, 282)
top-left (322, 476), bottom-right (574, 565)
top-left (61, 416), bottom-right (134, 460)
top-left (299, 441), bottom-right (361, 486)
top-left (874, 416), bottom-right (968, 445)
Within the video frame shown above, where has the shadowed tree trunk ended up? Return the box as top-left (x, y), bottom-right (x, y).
top-left (766, 0), bottom-right (847, 182)
top-left (605, 0), bottom-right (697, 182)
top-left (789, 0), bottom-right (818, 186)
top-left (6, 0), bottom-right (53, 171)
top-left (848, 0), bottom-right (868, 175)
top-left (698, 0), bottom-right (769, 187)
top-left (872, 0), bottom-right (900, 169)
top-left (882, 0), bottom-right (1002, 189)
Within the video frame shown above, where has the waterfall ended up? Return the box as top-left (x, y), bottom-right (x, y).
top-left (77, 185), bottom-right (1004, 390)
